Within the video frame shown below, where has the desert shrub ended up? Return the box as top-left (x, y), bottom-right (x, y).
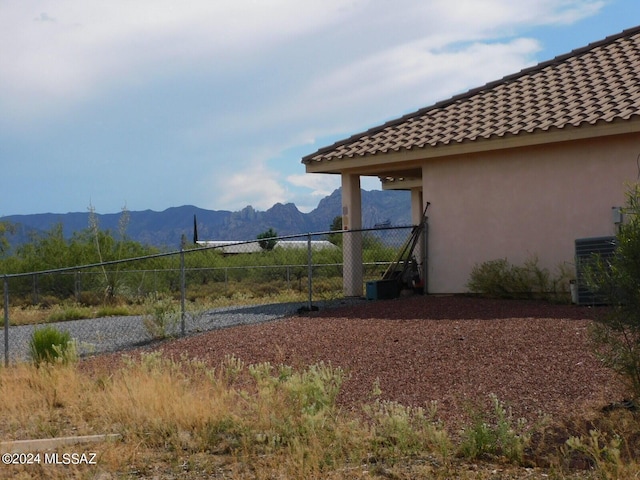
top-left (245, 361), bottom-right (344, 450)
top-left (467, 256), bottom-right (572, 300)
top-left (311, 278), bottom-right (343, 299)
top-left (95, 304), bottom-right (134, 317)
top-left (458, 394), bottom-right (532, 464)
top-left (46, 304), bottom-right (92, 322)
top-left (252, 281), bottom-right (285, 297)
top-left (563, 429), bottom-right (623, 476)
top-left (364, 400), bottom-right (451, 464)
top-left (36, 295), bottom-right (62, 309)
top-left (584, 183), bottom-right (640, 400)
top-left (75, 290), bottom-right (104, 306)
top-left (29, 325), bottom-right (75, 365)
top-left (466, 259), bottom-right (513, 297)
top-left (142, 295), bottom-right (180, 339)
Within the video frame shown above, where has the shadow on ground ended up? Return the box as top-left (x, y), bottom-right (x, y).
top-left (307, 294), bottom-right (605, 321)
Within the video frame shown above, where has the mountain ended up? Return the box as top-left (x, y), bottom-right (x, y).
top-left (1, 189), bottom-right (411, 249)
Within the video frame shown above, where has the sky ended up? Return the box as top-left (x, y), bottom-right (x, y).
top-left (1, 0), bottom-right (639, 216)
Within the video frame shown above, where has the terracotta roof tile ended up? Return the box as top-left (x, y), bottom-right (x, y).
top-left (303, 26), bottom-right (640, 165)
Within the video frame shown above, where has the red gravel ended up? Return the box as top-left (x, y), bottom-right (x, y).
top-left (91, 296), bottom-right (627, 427)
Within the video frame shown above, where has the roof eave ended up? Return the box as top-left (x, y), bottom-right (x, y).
top-left (304, 118), bottom-right (640, 175)
top-left (300, 25), bottom-right (640, 168)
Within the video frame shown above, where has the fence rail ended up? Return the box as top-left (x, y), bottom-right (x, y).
top-left (1, 226), bottom-right (418, 365)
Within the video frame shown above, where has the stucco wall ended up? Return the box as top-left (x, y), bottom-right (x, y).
top-left (422, 132), bottom-right (640, 294)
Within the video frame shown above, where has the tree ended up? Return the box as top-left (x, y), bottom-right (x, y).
top-left (0, 221), bottom-right (14, 257)
top-left (87, 204), bottom-right (151, 300)
top-left (586, 183), bottom-right (640, 400)
top-left (257, 228), bottom-right (278, 251)
top-left (328, 216), bottom-right (343, 246)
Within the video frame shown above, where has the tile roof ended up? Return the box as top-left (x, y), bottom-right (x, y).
top-left (303, 26), bottom-right (640, 165)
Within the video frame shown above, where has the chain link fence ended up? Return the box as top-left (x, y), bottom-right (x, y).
top-left (1, 226), bottom-right (417, 364)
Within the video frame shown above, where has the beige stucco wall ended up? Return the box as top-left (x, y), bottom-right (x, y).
top-left (422, 132), bottom-right (640, 293)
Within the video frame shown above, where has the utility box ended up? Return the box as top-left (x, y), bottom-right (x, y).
top-left (575, 236), bottom-right (616, 305)
top-left (366, 280), bottom-right (400, 300)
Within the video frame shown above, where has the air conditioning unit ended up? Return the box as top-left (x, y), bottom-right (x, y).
top-left (575, 236), bottom-right (616, 305)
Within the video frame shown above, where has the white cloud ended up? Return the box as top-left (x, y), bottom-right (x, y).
top-left (516, 0), bottom-right (607, 25)
top-left (0, 0), bottom-right (605, 127)
top-left (306, 37), bottom-right (541, 111)
top-left (287, 174), bottom-right (383, 195)
top-left (423, 0), bottom-right (606, 34)
top-left (0, 0), bottom-right (613, 216)
top-left (208, 164), bottom-right (287, 211)
top-left (0, 1), bottom-right (604, 108)
top-left (287, 174), bottom-right (340, 199)
top-left (0, 0), bottom-right (365, 118)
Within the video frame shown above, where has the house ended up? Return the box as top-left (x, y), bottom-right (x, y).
top-left (302, 26), bottom-right (640, 295)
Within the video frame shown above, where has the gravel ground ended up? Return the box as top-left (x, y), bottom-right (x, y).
top-left (13, 294), bottom-right (627, 428)
top-left (84, 294), bottom-right (627, 428)
top-left (0, 298), bottom-right (365, 363)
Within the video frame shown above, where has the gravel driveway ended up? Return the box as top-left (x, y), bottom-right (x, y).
top-left (0, 298), bottom-right (365, 363)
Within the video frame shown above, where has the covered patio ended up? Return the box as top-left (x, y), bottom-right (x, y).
top-left (301, 26), bottom-right (640, 295)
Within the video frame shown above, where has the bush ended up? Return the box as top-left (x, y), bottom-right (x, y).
top-left (364, 400), bottom-right (451, 464)
top-left (95, 305), bottom-right (133, 317)
top-left (29, 325), bottom-right (75, 365)
top-left (458, 394), bottom-right (531, 464)
top-left (467, 256), bottom-right (572, 301)
top-left (46, 304), bottom-right (92, 322)
top-left (257, 228), bottom-right (278, 251)
top-left (142, 295), bottom-right (180, 339)
top-left (585, 183), bottom-right (640, 399)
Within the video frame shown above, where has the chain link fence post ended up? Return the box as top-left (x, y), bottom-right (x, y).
top-left (307, 233), bottom-right (313, 310)
top-left (74, 270), bottom-right (80, 301)
top-left (180, 235), bottom-right (186, 337)
top-left (4, 276), bottom-right (9, 367)
top-left (32, 273), bottom-right (39, 305)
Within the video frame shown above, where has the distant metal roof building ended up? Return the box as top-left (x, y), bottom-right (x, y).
top-left (196, 240), bottom-right (337, 254)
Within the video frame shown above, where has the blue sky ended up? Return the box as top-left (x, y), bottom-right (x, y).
top-left (1, 0), bottom-right (638, 216)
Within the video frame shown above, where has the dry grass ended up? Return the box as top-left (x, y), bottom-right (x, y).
top-left (3, 295), bottom-right (640, 479)
top-left (0, 351), bottom-right (639, 479)
top-left (6, 305), bottom-right (51, 326)
top-left (5, 303), bottom-right (140, 327)
top-left (4, 286), bottom-right (315, 327)
top-left (1, 355), bottom-right (370, 478)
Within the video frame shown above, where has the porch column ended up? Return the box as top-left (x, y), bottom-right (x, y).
top-left (341, 173), bottom-right (363, 296)
top-left (411, 188), bottom-right (423, 225)
top-left (411, 188), bottom-right (427, 293)
top-left (410, 188), bottom-right (424, 263)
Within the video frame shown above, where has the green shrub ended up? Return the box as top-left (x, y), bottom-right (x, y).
top-left (364, 400), bottom-right (451, 464)
top-left (563, 429), bottom-right (622, 476)
top-left (257, 228), bottom-right (278, 251)
top-left (95, 305), bottom-right (132, 317)
top-left (467, 256), bottom-right (572, 301)
top-left (46, 305), bottom-right (92, 322)
top-left (585, 183), bottom-right (640, 399)
top-left (466, 258), bottom-right (513, 297)
top-left (458, 394), bottom-right (531, 464)
top-left (75, 291), bottom-right (104, 307)
top-left (29, 325), bottom-right (75, 365)
top-left (142, 296), bottom-right (179, 339)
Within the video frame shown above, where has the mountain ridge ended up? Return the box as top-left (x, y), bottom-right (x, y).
top-left (1, 189), bottom-right (411, 248)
